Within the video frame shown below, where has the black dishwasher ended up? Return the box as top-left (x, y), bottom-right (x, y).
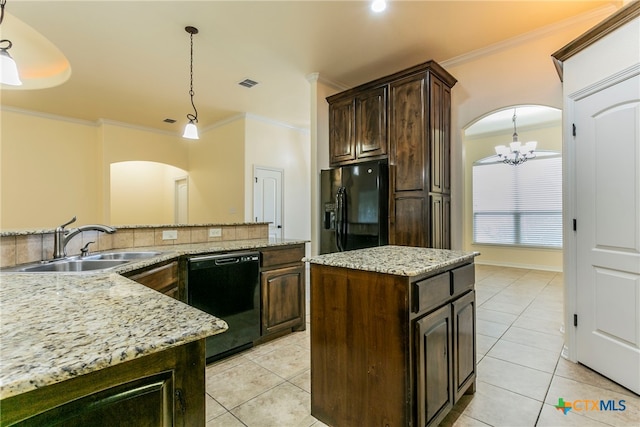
top-left (187, 251), bottom-right (260, 362)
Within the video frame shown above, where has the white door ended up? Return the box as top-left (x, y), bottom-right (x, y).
top-left (574, 75), bottom-right (640, 394)
top-left (254, 167), bottom-right (283, 239)
top-left (175, 177), bottom-right (188, 224)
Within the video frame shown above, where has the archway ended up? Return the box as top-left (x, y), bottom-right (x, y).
top-left (462, 105), bottom-right (563, 271)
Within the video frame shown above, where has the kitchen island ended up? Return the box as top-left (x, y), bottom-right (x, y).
top-left (305, 245), bottom-right (479, 427)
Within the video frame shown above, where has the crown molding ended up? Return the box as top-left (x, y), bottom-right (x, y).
top-left (441, 4), bottom-right (619, 68)
top-left (306, 72), bottom-right (350, 91)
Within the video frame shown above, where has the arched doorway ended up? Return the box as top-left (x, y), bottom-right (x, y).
top-left (462, 105), bottom-right (562, 271)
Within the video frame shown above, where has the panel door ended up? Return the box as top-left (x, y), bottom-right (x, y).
top-left (254, 167), bottom-right (284, 239)
top-left (415, 304), bottom-right (453, 427)
top-left (574, 74), bottom-right (640, 394)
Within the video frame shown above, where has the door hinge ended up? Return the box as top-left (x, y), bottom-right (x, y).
top-left (572, 123), bottom-right (576, 137)
top-left (573, 219), bottom-right (577, 231)
top-left (574, 314), bottom-right (578, 327)
top-left (255, 177), bottom-right (258, 183)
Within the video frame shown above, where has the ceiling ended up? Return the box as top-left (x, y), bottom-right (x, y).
top-left (1, 1), bottom-right (621, 134)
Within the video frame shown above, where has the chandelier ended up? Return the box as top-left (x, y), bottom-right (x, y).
top-left (494, 109), bottom-right (537, 165)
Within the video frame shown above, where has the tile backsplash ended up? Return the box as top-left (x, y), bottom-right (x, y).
top-left (0, 224), bottom-right (269, 268)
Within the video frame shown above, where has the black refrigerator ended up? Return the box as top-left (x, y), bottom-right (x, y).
top-left (320, 160), bottom-right (388, 254)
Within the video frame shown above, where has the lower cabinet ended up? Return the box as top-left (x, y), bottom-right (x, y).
top-left (261, 265), bottom-right (305, 335)
top-left (310, 261), bottom-right (476, 427)
top-left (416, 290), bottom-right (476, 426)
top-left (260, 244), bottom-right (306, 338)
top-left (0, 340), bottom-right (206, 426)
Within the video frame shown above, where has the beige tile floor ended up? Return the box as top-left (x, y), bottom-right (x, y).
top-left (204, 265), bottom-right (640, 426)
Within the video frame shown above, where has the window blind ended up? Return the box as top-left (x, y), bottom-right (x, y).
top-left (472, 154), bottom-right (562, 248)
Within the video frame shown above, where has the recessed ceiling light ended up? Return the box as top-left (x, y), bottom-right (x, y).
top-left (371, 0), bottom-right (386, 13)
top-left (163, 118), bottom-right (177, 123)
top-left (238, 78), bottom-right (259, 88)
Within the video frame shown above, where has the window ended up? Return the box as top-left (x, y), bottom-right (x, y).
top-left (472, 153), bottom-right (562, 248)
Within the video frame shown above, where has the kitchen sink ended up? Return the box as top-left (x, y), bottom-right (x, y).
top-left (84, 251), bottom-right (163, 261)
top-left (2, 251), bottom-right (164, 273)
top-left (15, 259), bottom-right (130, 272)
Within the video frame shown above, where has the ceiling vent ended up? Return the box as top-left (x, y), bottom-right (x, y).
top-left (238, 78), bottom-right (259, 88)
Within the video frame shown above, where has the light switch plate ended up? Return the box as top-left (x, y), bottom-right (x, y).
top-left (208, 228), bottom-right (222, 238)
top-left (162, 230), bottom-right (178, 240)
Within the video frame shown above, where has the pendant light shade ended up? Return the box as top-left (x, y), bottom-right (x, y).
top-left (0, 41), bottom-right (22, 86)
top-left (0, 1), bottom-right (22, 86)
top-left (183, 26), bottom-right (199, 140)
top-left (183, 121), bottom-right (199, 139)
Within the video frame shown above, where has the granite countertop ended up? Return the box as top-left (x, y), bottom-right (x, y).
top-left (0, 237), bottom-right (307, 400)
top-left (304, 245), bottom-right (479, 276)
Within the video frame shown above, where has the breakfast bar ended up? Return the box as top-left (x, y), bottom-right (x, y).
top-left (305, 245), bottom-right (479, 427)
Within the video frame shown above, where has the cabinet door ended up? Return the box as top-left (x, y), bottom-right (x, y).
top-left (1, 340), bottom-right (205, 427)
top-left (329, 97), bottom-right (356, 165)
top-left (356, 86), bottom-right (387, 159)
top-left (261, 265), bottom-right (305, 335)
top-left (452, 290), bottom-right (476, 402)
top-left (390, 73), bottom-right (427, 193)
top-left (430, 77), bottom-right (451, 194)
top-left (415, 304), bottom-right (453, 427)
top-left (430, 194), bottom-right (451, 249)
top-left (389, 73), bottom-right (430, 247)
top-left (19, 372), bottom-right (175, 426)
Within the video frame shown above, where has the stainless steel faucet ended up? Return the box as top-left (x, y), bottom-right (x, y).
top-left (53, 216), bottom-right (116, 259)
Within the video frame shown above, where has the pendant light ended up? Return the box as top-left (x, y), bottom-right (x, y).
top-left (183, 26), bottom-right (199, 140)
top-left (0, 0), bottom-right (22, 86)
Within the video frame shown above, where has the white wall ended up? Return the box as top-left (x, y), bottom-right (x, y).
top-left (244, 115), bottom-right (311, 240)
top-left (442, 6), bottom-right (615, 264)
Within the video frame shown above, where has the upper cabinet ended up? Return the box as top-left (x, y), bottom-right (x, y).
top-left (328, 85), bottom-right (388, 165)
top-left (328, 60), bottom-right (456, 248)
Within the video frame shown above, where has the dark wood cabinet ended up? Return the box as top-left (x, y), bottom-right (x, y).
top-left (329, 86), bottom-right (387, 166)
top-left (124, 260), bottom-right (181, 301)
top-left (327, 60), bottom-right (456, 248)
top-left (310, 261), bottom-right (476, 427)
top-left (260, 244), bottom-right (306, 337)
top-left (1, 340), bottom-right (206, 426)
top-left (329, 97), bottom-right (356, 165)
top-left (453, 290), bottom-right (476, 402)
top-left (356, 86), bottom-right (387, 159)
top-left (416, 304), bottom-right (453, 427)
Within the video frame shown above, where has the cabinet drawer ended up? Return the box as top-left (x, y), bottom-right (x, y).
top-left (451, 263), bottom-right (475, 297)
top-left (413, 272), bottom-right (450, 313)
top-left (261, 245), bottom-right (305, 268)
